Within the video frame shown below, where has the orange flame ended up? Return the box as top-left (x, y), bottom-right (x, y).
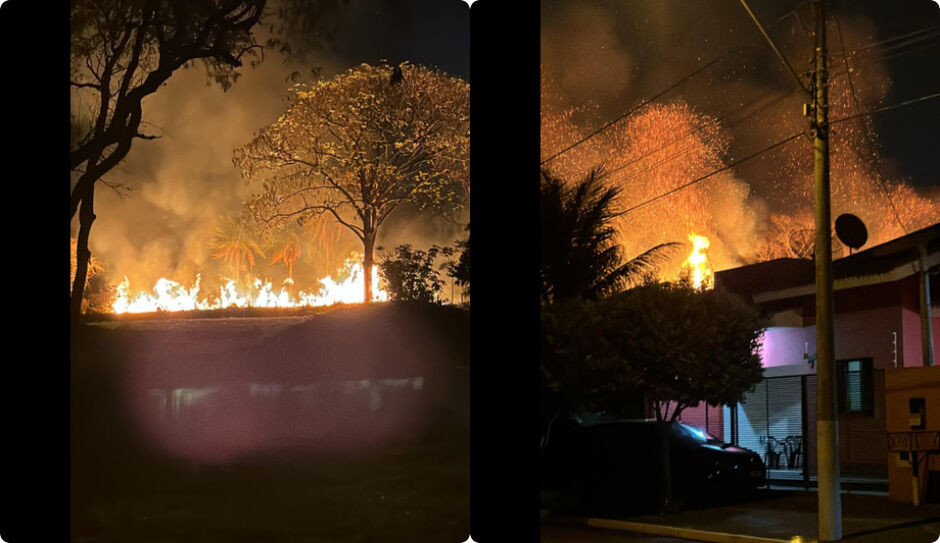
top-left (111, 253), bottom-right (388, 314)
top-left (683, 233), bottom-right (713, 290)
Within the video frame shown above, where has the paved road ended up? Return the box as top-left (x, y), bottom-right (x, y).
top-left (541, 522), bottom-right (687, 543)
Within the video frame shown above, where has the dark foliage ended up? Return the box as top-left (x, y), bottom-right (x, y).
top-left (378, 244), bottom-right (453, 303)
top-left (70, 0), bottom-right (270, 319)
top-left (542, 280), bottom-right (766, 422)
top-left (539, 169), bottom-right (677, 303)
top-left (447, 225), bottom-right (470, 298)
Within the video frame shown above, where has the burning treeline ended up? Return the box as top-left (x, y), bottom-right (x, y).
top-left (75, 221), bottom-right (392, 314)
top-left (540, 2), bottom-right (939, 282)
top-left (73, 60), bottom-right (469, 315)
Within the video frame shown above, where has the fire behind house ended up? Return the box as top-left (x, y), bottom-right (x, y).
top-left (676, 222), bottom-right (940, 489)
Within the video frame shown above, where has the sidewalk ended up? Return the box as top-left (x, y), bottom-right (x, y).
top-left (561, 489), bottom-right (940, 543)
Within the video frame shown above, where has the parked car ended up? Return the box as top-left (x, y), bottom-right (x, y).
top-left (541, 415), bottom-right (766, 514)
top-left (667, 421), bottom-right (766, 500)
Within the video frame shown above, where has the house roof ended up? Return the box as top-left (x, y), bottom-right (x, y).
top-left (834, 222), bottom-right (940, 280)
top-left (716, 258), bottom-right (814, 299)
top-left (715, 222), bottom-right (940, 303)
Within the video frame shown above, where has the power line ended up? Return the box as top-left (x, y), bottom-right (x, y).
top-left (612, 132), bottom-right (804, 219)
top-left (590, 26), bottom-right (938, 182)
top-left (738, 0), bottom-right (810, 94)
top-left (541, 8), bottom-right (814, 167)
top-left (599, 87), bottom-right (799, 184)
top-left (540, 56), bottom-right (723, 166)
top-left (611, 90), bottom-right (940, 221)
top-left (830, 39), bottom-right (940, 79)
top-left (836, 25), bottom-right (940, 57)
top-left (830, 91), bottom-right (940, 125)
top-left (833, 4), bottom-right (908, 234)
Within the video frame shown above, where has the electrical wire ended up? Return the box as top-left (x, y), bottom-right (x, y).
top-left (833, 4), bottom-right (908, 234)
top-left (836, 25), bottom-right (940, 57)
top-left (611, 90), bottom-right (940, 221)
top-left (830, 92), bottom-right (940, 125)
top-left (540, 56), bottom-right (723, 166)
top-left (738, 0), bottom-right (810, 94)
top-left (612, 132), bottom-right (804, 218)
top-left (599, 87), bottom-right (800, 184)
top-left (540, 6), bottom-right (814, 167)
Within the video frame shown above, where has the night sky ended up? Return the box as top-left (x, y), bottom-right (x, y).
top-left (325, 0), bottom-right (470, 79)
top-left (542, 0), bottom-right (940, 191)
top-left (72, 0), bottom-right (470, 289)
top-left (542, 0), bottom-right (940, 270)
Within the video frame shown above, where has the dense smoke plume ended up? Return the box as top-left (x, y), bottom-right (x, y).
top-left (73, 1), bottom-right (469, 304)
top-left (542, 0), bottom-right (940, 277)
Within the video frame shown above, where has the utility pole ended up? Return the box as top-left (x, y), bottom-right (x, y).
top-left (811, 0), bottom-right (842, 540)
top-left (920, 243), bottom-right (934, 366)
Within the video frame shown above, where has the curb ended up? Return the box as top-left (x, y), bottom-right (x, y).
top-left (586, 518), bottom-right (813, 543)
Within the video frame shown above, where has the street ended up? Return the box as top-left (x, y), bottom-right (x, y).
top-left (541, 521), bottom-right (687, 543)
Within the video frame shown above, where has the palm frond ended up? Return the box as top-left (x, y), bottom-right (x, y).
top-left (541, 167), bottom-right (681, 303)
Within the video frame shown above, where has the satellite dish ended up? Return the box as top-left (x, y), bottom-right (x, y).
top-left (835, 214), bottom-right (868, 251)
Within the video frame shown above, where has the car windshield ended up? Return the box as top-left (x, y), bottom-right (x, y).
top-left (675, 422), bottom-right (721, 444)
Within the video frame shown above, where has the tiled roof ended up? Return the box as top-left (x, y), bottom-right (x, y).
top-left (715, 222), bottom-right (940, 298)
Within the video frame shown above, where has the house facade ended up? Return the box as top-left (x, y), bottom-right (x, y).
top-left (676, 223), bottom-right (940, 488)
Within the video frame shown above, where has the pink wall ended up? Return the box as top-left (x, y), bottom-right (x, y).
top-left (901, 309), bottom-right (940, 367)
top-left (760, 306), bottom-right (906, 370)
top-left (834, 306), bottom-right (901, 370)
top-left (759, 327), bottom-right (816, 368)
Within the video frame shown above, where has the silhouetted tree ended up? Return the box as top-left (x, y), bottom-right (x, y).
top-left (542, 280), bottom-right (765, 423)
top-left (448, 225), bottom-right (470, 299)
top-left (236, 63), bottom-right (469, 303)
top-left (378, 244), bottom-right (452, 303)
top-left (69, 0), bottom-right (268, 320)
top-left (540, 169), bottom-right (678, 303)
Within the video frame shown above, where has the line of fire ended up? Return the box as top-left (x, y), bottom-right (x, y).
top-left (67, 1), bottom-right (471, 542)
top-left (541, 1), bottom-right (940, 542)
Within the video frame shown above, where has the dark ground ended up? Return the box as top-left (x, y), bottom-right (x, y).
top-left (70, 302), bottom-right (470, 543)
top-left (544, 488), bottom-right (940, 543)
top-left (541, 523), bottom-right (686, 543)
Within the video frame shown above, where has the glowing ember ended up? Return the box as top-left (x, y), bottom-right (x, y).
top-left (111, 253), bottom-right (388, 314)
top-left (683, 233), bottom-right (713, 290)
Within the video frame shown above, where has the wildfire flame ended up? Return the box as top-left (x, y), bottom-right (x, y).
top-left (683, 233), bottom-right (713, 290)
top-left (111, 253), bottom-right (388, 314)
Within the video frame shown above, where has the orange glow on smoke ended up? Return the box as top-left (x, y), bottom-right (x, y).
top-left (111, 252), bottom-right (388, 314)
top-left (683, 233), bottom-right (713, 290)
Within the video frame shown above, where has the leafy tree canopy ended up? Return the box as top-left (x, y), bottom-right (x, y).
top-left (378, 244), bottom-right (453, 303)
top-left (542, 280), bottom-right (766, 422)
top-left (236, 62), bottom-right (469, 302)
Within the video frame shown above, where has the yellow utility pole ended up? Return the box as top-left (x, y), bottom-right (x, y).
top-left (811, 0), bottom-right (842, 540)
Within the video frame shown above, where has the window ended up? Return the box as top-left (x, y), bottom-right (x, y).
top-left (837, 358), bottom-right (873, 414)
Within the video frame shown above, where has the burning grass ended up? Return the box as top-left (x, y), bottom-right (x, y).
top-left (82, 301), bottom-right (361, 323)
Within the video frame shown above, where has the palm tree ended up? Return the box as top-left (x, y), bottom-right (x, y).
top-left (301, 213), bottom-right (345, 274)
top-left (539, 168), bottom-right (678, 304)
top-left (268, 225), bottom-right (303, 296)
top-left (211, 216), bottom-right (265, 286)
